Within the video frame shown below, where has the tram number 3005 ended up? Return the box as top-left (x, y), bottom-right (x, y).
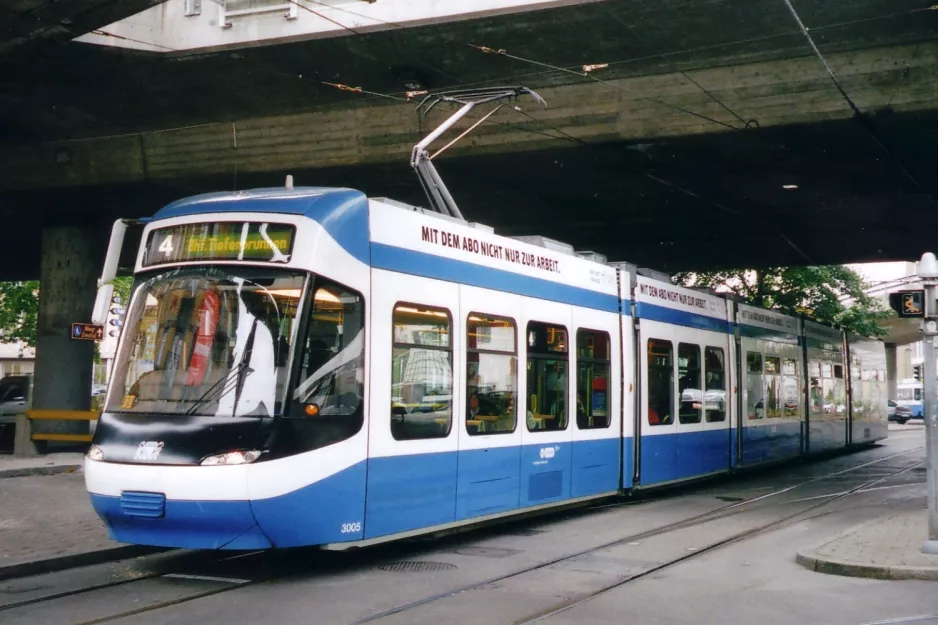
top-left (340, 522), bottom-right (362, 534)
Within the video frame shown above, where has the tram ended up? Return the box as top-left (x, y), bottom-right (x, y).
top-left (895, 380), bottom-right (924, 417)
top-left (84, 88), bottom-right (888, 551)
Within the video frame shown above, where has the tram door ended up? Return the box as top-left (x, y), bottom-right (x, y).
top-left (363, 272), bottom-right (460, 539)
top-left (518, 301), bottom-right (575, 508)
top-left (455, 285), bottom-right (523, 520)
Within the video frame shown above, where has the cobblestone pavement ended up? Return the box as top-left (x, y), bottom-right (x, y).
top-left (0, 472), bottom-right (124, 574)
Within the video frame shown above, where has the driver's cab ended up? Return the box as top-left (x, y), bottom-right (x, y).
top-left (0, 375), bottom-right (31, 419)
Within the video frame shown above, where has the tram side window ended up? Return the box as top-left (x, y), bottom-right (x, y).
top-left (820, 361), bottom-right (835, 416)
top-left (809, 360), bottom-right (823, 415)
top-left (576, 330), bottom-right (611, 429)
top-left (291, 283), bottom-right (365, 432)
top-left (764, 356), bottom-right (781, 418)
top-left (526, 322), bottom-right (569, 432)
top-left (746, 352), bottom-right (764, 419)
top-left (704, 347), bottom-right (726, 422)
top-left (466, 314), bottom-right (517, 435)
top-left (782, 358), bottom-right (800, 417)
top-left (851, 358), bottom-right (865, 417)
top-left (833, 363), bottom-right (846, 416)
top-left (390, 304), bottom-right (453, 441)
top-left (876, 370), bottom-right (888, 419)
top-left (648, 339), bottom-right (673, 426)
top-left (678, 343), bottom-right (702, 424)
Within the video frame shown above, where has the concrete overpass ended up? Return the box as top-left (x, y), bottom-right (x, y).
top-left (1, 0), bottom-right (936, 280)
top-left (0, 0), bottom-right (935, 438)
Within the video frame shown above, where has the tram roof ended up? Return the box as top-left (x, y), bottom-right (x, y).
top-left (152, 186), bottom-right (366, 221)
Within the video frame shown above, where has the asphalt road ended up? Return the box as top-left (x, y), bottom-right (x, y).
top-left (1, 424), bottom-right (932, 625)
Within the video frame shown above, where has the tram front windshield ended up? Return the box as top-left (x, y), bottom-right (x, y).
top-left (106, 267), bottom-right (305, 418)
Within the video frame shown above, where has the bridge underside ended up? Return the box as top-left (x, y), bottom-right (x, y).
top-left (0, 0), bottom-right (935, 279)
top-left (2, 108), bottom-right (935, 281)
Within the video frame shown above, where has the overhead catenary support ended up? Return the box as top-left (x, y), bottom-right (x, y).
top-left (411, 86), bottom-right (547, 220)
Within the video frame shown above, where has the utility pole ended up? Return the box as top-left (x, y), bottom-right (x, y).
top-left (916, 252), bottom-right (938, 554)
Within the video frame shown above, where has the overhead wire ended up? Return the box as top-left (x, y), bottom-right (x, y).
top-left (459, 44), bottom-right (817, 263)
top-left (284, 0), bottom-right (459, 83)
top-left (89, 30), bottom-right (177, 52)
top-left (467, 44), bottom-right (742, 132)
top-left (19, 0), bottom-right (930, 245)
top-left (505, 105), bottom-right (815, 264)
top-left (597, 6), bottom-right (751, 129)
top-left (780, 0), bottom-right (934, 204)
top-left (276, 2), bottom-right (936, 99)
top-left (885, 43), bottom-right (922, 110)
top-left (33, 4), bottom-right (928, 141)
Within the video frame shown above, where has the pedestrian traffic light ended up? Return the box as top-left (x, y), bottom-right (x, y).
top-left (889, 290), bottom-right (925, 318)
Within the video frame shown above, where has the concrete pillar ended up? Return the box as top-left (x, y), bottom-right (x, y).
top-left (13, 413), bottom-right (37, 457)
top-left (886, 342), bottom-right (898, 401)
top-left (31, 227), bottom-right (98, 447)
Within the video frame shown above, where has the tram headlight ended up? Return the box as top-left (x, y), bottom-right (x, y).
top-left (86, 445), bottom-right (104, 462)
top-left (200, 450), bottom-right (262, 466)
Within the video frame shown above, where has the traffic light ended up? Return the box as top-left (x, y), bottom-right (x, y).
top-left (106, 294), bottom-right (123, 338)
top-left (889, 290), bottom-right (926, 318)
top-left (914, 364), bottom-right (923, 382)
top-left (99, 293), bottom-right (124, 360)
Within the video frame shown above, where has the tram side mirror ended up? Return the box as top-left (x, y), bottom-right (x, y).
top-left (92, 284), bottom-right (115, 326)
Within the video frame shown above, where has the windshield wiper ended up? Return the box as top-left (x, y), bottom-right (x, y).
top-left (185, 315), bottom-right (260, 417)
top-left (183, 360), bottom-right (253, 416)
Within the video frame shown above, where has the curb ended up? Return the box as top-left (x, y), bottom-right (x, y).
top-left (0, 464), bottom-right (82, 479)
top-left (0, 545), bottom-right (167, 582)
top-left (796, 551), bottom-right (938, 581)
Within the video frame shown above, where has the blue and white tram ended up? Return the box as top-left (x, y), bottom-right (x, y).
top-left (631, 277), bottom-right (734, 487)
top-left (804, 320), bottom-right (850, 453)
top-left (82, 183), bottom-right (888, 551)
top-left (735, 304), bottom-right (805, 465)
top-left (845, 334), bottom-right (890, 444)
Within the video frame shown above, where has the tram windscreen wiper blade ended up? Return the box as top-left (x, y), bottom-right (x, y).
top-left (185, 316), bottom-right (260, 417)
top-left (183, 361), bottom-right (253, 416)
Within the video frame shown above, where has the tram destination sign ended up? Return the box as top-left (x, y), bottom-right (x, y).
top-left (143, 221), bottom-right (296, 267)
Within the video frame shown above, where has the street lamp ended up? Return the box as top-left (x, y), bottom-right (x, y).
top-left (916, 252), bottom-right (938, 554)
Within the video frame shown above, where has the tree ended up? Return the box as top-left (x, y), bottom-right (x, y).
top-left (672, 266), bottom-right (892, 337)
top-left (0, 276), bottom-right (135, 352)
top-left (110, 276), bottom-right (133, 310)
top-left (0, 281), bottom-right (40, 349)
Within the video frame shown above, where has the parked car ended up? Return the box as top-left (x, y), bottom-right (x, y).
top-left (888, 399), bottom-right (916, 424)
top-left (0, 375), bottom-right (31, 419)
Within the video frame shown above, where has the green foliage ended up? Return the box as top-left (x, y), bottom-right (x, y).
top-left (111, 276), bottom-right (134, 308)
top-left (0, 276), bottom-right (135, 354)
top-left (672, 266), bottom-right (892, 337)
top-left (0, 281), bottom-right (40, 349)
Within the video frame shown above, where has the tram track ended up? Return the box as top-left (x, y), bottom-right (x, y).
top-left (1, 445), bottom-right (923, 625)
top-left (346, 445), bottom-right (925, 625)
top-left (0, 549), bottom-right (264, 614)
top-left (510, 459), bottom-right (926, 625)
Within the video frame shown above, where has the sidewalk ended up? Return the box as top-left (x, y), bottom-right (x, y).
top-left (0, 454), bottom-right (159, 580)
top-left (0, 452), bottom-right (85, 478)
top-left (797, 508), bottom-right (938, 581)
